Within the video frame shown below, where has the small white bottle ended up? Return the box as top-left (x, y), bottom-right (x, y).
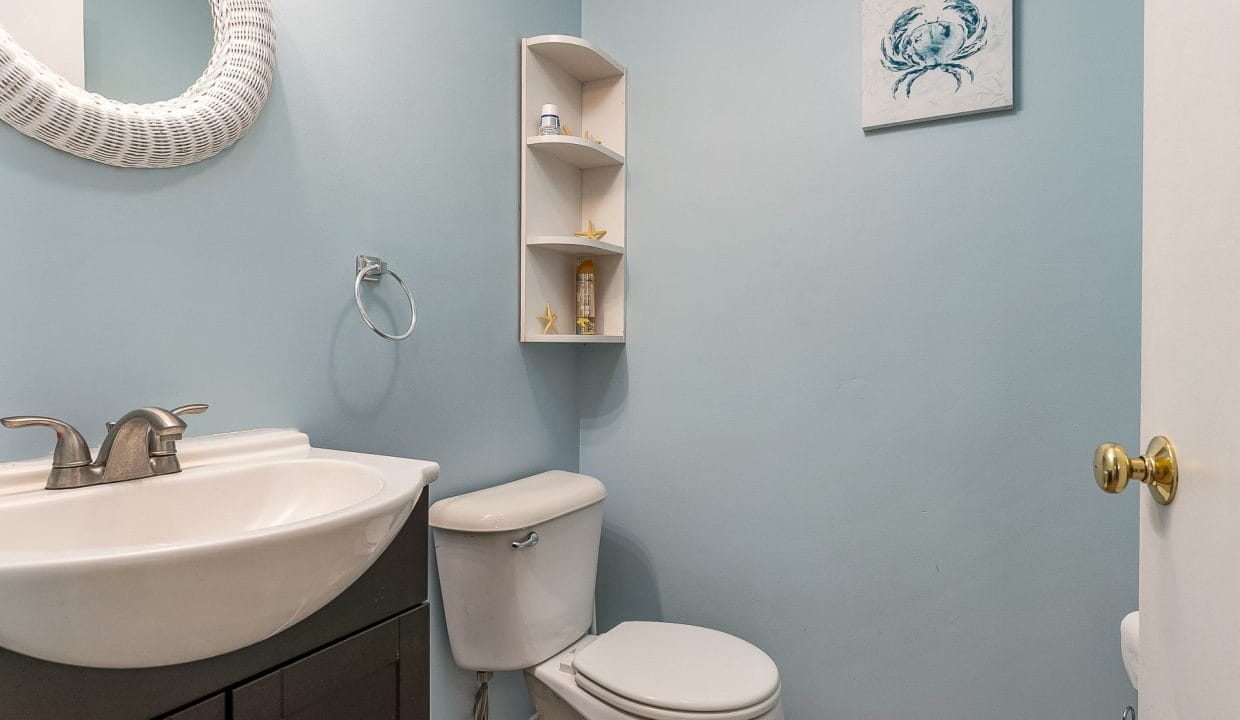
top-left (538, 103), bottom-right (561, 135)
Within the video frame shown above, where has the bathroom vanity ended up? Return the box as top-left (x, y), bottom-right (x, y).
top-left (0, 493), bottom-right (429, 720)
top-left (0, 427), bottom-right (435, 720)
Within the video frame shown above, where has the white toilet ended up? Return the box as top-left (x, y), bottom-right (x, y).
top-left (430, 471), bottom-right (784, 720)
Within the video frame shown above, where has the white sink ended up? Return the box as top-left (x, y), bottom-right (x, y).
top-left (0, 429), bottom-right (438, 668)
top-left (1122, 610), bottom-right (1139, 690)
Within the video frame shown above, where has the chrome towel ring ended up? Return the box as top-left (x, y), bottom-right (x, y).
top-left (354, 255), bottom-right (416, 341)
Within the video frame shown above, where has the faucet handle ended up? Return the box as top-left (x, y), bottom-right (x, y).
top-left (149, 405), bottom-right (207, 458)
top-left (170, 404), bottom-right (209, 418)
top-left (107, 403), bottom-right (208, 432)
top-left (0, 416), bottom-right (92, 468)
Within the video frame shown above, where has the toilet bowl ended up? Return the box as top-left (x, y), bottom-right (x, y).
top-left (429, 471), bottom-right (784, 719)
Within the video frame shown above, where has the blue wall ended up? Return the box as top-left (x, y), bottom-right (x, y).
top-left (0, 1), bottom-right (1143, 717)
top-left (579, 1), bottom-right (1141, 717)
top-left (0, 1), bottom-right (579, 717)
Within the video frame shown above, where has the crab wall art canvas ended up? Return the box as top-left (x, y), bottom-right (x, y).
top-left (862, 0), bottom-right (1013, 130)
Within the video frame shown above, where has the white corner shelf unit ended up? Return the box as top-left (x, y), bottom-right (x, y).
top-left (520, 35), bottom-right (626, 344)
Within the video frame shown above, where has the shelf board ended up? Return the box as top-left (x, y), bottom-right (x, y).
top-left (526, 35), bottom-right (625, 82)
top-left (523, 333), bottom-right (625, 344)
top-left (527, 136), bottom-right (624, 169)
top-left (526, 236), bottom-right (624, 256)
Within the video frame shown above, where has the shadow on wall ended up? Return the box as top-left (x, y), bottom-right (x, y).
top-left (521, 344), bottom-right (589, 434)
top-left (578, 345), bottom-right (627, 432)
top-left (580, 348), bottom-right (644, 631)
top-left (328, 295), bottom-right (401, 418)
top-left (596, 523), bottom-right (662, 630)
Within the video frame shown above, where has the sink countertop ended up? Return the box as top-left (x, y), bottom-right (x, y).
top-left (0, 428), bottom-right (439, 496)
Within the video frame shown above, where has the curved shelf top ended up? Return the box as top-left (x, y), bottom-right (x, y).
top-left (526, 35), bottom-right (625, 82)
top-left (523, 333), bottom-right (625, 344)
top-left (526, 135), bottom-right (624, 169)
top-left (527, 236), bottom-right (625, 256)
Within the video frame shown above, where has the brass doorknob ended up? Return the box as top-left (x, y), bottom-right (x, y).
top-left (1094, 436), bottom-right (1179, 505)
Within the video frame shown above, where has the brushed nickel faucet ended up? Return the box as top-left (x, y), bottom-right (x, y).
top-left (1, 404), bottom-right (208, 489)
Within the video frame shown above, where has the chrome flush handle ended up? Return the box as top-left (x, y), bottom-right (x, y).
top-left (512, 532), bottom-right (540, 549)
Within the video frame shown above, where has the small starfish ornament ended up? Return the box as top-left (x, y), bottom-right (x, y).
top-left (574, 219), bottom-right (607, 241)
top-left (561, 124), bottom-right (572, 136)
top-left (583, 130), bottom-right (603, 144)
top-left (538, 303), bottom-right (559, 334)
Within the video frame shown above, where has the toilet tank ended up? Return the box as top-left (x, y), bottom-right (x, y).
top-left (429, 471), bottom-right (606, 672)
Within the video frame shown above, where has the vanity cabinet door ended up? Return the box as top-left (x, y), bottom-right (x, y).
top-left (161, 694), bottom-right (226, 720)
top-left (231, 604), bottom-right (428, 720)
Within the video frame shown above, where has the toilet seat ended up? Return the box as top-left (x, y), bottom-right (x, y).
top-left (571, 622), bottom-right (781, 720)
top-left (575, 674), bottom-right (781, 720)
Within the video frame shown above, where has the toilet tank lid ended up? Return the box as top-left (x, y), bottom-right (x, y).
top-left (428, 470), bottom-right (606, 533)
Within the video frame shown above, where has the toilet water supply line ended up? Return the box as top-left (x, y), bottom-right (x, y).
top-left (474, 671), bottom-right (491, 720)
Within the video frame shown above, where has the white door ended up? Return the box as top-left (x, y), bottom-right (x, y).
top-left (1140, 0), bottom-right (1240, 717)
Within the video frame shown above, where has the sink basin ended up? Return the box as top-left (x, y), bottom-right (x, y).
top-left (1121, 610), bottom-right (1139, 690)
top-left (0, 429), bottom-right (438, 668)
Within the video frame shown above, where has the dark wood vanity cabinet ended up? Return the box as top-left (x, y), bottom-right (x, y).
top-left (160, 606), bottom-right (429, 720)
top-left (0, 494), bottom-right (430, 720)
top-left (228, 606), bottom-right (428, 720)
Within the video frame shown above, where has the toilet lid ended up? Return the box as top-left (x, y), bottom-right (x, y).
top-left (572, 622), bottom-right (780, 714)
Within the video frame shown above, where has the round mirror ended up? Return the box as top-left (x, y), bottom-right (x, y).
top-left (0, 0), bottom-right (275, 168)
top-left (83, 0), bottom-right (215, 104)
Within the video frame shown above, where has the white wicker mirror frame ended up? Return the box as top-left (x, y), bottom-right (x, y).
top-left (0, 0), bottom-right (276, 169)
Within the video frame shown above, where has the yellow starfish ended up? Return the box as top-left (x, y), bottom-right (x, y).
top-left (574, 219), bottom-right (608, 241)
top-left (583, 130), bottom-right (603, 144)
top-left (538, 303), bottom-right (559, 334)
top-left (561, 124), bottom-right (571, 136)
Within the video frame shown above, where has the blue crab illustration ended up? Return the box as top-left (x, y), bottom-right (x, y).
top-left (880, 1), bottom-right (989, 98)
